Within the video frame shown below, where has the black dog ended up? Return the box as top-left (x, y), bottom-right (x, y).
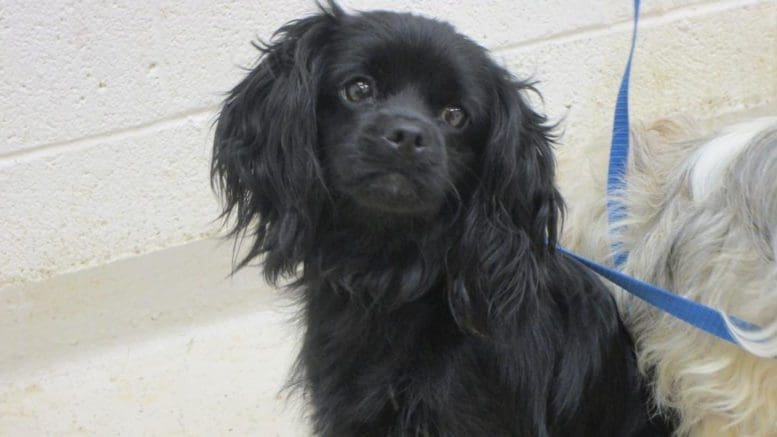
top-left (212, 2), bottom-right (672, 436)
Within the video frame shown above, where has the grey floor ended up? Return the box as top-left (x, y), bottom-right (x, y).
top-left (0, 239), bottom-right (310, 436)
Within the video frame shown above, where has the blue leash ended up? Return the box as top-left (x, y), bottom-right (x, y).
top-left (558, 0), bottom-right (771, 355)
top-left (557, 246), bottom-right (758, 345)
top-left (606, 0), bottom-right (641, 268)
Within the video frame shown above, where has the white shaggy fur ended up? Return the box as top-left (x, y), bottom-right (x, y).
top-left (561, 117), bottom-right (777, 436)
top-left (689, 118), bottom-right (777, 201)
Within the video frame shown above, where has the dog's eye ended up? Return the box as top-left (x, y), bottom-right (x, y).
top-left (440, 106), bottom-right (468, 128)
top-left (343, 79), bottom-right (374, 103)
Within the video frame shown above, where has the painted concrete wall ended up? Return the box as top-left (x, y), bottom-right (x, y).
top-left (1, 1), bottom-right (776, 434)
top-left (2, 0), bottom-right (776, 285)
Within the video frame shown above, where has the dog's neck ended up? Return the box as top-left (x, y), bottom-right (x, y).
top-left (300, 206), bottom-right (456, 309)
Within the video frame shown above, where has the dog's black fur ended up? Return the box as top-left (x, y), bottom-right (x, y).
top-left (212, 3), bottom-right (672, 436)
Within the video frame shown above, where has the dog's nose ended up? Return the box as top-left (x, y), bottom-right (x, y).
top-left (383, 123), bottom-right (427, 153)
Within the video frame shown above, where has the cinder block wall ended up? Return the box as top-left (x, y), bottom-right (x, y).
top-left (2, 0), bottom-right (776, 286)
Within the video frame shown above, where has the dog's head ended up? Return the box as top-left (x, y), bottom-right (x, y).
top-left (213, 2), bottom-right (561, 296)
top-left (314, 9), bottom-right (499, 219)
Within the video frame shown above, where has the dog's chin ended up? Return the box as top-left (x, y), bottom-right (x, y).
top-left (349, 173), bottom-right (443, 216)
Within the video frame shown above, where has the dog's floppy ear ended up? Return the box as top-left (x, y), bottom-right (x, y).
top-left (482, 71), bottom-right (562, 247)
top-left (212, 5), bottom-right (342, 282)
top-left (449, 69), bottom-right (562, 334)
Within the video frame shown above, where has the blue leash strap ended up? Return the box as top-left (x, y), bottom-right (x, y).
top-left (556, 246), bottom-right (761, 346)
top-left (607, 0), bottom-right (641, 268)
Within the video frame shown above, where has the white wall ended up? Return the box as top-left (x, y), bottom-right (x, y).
top-left (2, 0), bottom-right (776, 286)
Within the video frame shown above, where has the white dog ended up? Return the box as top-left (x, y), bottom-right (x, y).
top-left (562, 116), bottom-right (777, 436)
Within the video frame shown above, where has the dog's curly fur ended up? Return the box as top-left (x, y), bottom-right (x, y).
top-left (562, 117), bottom-right (777, 436)
top-left (211, 3), bottom-right (672, 435)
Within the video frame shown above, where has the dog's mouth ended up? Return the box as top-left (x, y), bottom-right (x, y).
top-left (350, 172), bottom-right (440, 215)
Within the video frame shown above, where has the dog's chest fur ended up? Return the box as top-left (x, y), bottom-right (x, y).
top-left (300, 277), bottom-right (533, 436)
top-left (294, 245), bottom-right (662, 437)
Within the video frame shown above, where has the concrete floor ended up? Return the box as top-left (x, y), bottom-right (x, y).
top-left (0, 239), bottom-right (310, 436)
